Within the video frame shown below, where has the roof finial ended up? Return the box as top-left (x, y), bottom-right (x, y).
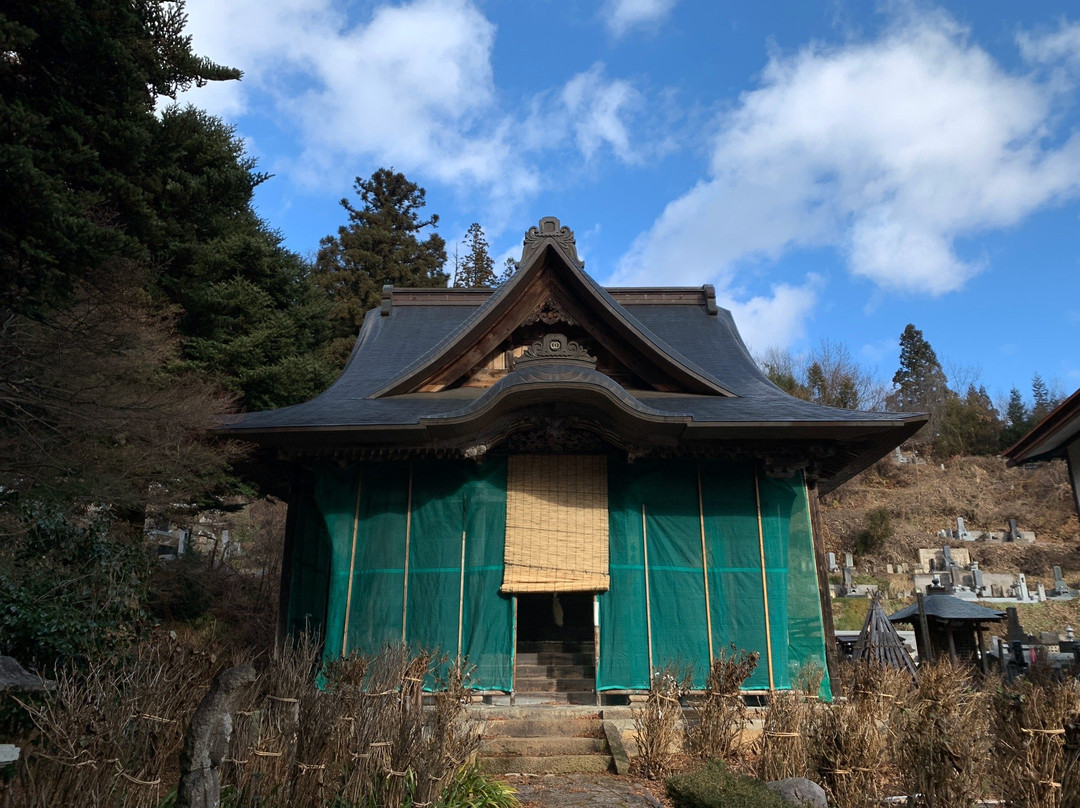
top-left (520, 216), bottom-right (584, 269)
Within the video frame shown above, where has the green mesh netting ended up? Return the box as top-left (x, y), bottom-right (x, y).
top-left (291, 459), bottom-right (513, 692)
top-left (290, 455), bottom-right (829, 699)
top-left (598, 459), bottom-right (831, 697)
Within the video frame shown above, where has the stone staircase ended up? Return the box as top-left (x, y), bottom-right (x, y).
top-left (471, 705), bottom-right (618, 774)
top-left (512, 640), bottom-right (596, 705)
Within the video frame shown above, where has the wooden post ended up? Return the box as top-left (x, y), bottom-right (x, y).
top-left (806, 478), bottom-right (842, 697)
top-left (510, 596), bottom-right (518, 706)
top-left (946, 624), bottom-right (957, 664)
top-left (594, 593), bottom-right (601, 707)
top-left (976, 625), bottom-right (987, 675)
top-left (916, 592), bottom-right (934, 664)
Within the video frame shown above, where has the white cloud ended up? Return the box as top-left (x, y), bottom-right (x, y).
top-left (728, 278), bottom-right (822, 355)
top-left (602, 0), bottom-right (678, 38)
top-left (613, 12), bottom-right (1080, 348)
top-left (180, 0), bottom-right (649, 218)
top-left (560, 64), bottom-right (642, 163)
top-left (1018, 20), bottom-right (1080, 70)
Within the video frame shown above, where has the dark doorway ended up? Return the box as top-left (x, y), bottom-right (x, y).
top-left (516, 592), bottom-right (593, 643)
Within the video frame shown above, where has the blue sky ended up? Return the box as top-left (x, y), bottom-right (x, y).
top-left (179, 0), bottom-right (1080, 407)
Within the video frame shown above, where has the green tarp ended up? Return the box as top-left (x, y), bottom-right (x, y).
top-left (288, 456), bottom-right (830, 698)
top-left (289, 459), bottom-right (513, 691)
top-left (598, 459), bottom-right (831, 698)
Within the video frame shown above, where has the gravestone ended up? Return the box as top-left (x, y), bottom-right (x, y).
top-left (844, 552), bottom-right (854, 569)
top-left (1007, 518), bottom-right (1020, 542)
top-left (842, 566), bottom-right (854, 596)
top-left (827, 552), bottom-right (838, 572)
top-left (956, 517), bottom-right (969, 540)
top-left (942, 545), bottom-right (953, 565)
top-left (1054, 566), bottom-right (1069, 596)
top-left (1037, 583), bottom-right (1046, 603)
top-left (972, 562), bottom-right (984, 592)
top-left (1018, 573), bottom-right (1030, 602)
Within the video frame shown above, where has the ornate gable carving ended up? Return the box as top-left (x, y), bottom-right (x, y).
top-left (522, 298), bottom-right (576, 327)
top-left (520, 216), bottom-right (583, 268)
top-left (514, 333), bottom-right (597, 368)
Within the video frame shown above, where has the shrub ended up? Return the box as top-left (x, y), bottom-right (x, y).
top-left (437, 765), bottom-right (518, 808)
top-left (0, 507), bottom-right (150, 668)
top-left (855, 507), bottom-right (893, 554)
top-left (666, 760), bottom-right (786, 808)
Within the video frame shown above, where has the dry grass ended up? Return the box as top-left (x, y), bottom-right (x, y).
top-left (991, 668), bottom-right (1080, 808)
top-left (893, 660), bottom-right (993, 808)
top-left (3, 636), bottom-right (481, 808)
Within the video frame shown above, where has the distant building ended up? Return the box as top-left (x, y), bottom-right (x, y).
top-left (1004, 388), bottom-right (1080, 528)
top-left (219, 217), bottom-right (925, 701)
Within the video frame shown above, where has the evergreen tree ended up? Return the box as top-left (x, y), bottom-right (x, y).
top-left (1031, 373), bottom-right (1053, 423)
top-left (0, 0), bottom-right (239, 317)
top-left (1000, 386), bottom-right (1031, 448)
top-left (453, 222), bottom-right (497, 288)
top-left (936, 385), bottom-right (1001, 457)
top-left (147, 107), bottom-right (335, 409)
top-left (497, 257), bottom-right (518, 285)
top-left (314, 168), bottom-right (448, 363)
top-left (889, 324), bottom-right (947, 449)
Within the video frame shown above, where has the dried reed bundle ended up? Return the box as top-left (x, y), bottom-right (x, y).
top-left (893, 659), bottom-right (992, 808)
top-left (759, 691), bottom-right (808, 781)
top-left (992, 670), bottom-right (1080, 808)
top-left (805, 697), bottom-right (888, 808)
top-left (634, 666), bottom-right (689, 779)
top-left (686, 647), bottom-right (759, 764)
top-left (7, 635), bottom-right (219, 808)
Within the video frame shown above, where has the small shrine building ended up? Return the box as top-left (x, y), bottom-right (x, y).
top-left (221, 217), bottom-right (926, 700)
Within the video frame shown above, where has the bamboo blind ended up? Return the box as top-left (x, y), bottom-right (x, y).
top-left (502, 455), bottom-right (610, 593)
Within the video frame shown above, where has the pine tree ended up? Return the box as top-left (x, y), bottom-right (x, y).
top-left (1031, 373), bottom-right (1052, 423)
top-left (891, 324), bottom-right (948, 412)
top-left (1000, 387), bottom-right (1030, 448)
top-left (454, 222), bottom-right (496, 288)
top-left (497, 257), bottom-right (518, 285)
top-left (314, 168), bottom-right (448, 364)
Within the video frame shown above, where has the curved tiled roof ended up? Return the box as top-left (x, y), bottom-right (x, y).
top-left (220, 217), bottom-right (927, 491)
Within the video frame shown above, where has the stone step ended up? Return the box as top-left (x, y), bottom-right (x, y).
top-left (480, 717), bottom-right (603, 737)
top-left (517, 641), bottom-right (591, 655)
top-left (479, 754), bottom-right (613, 775)
top-left (483, 692), bottom-right (599, 706)
top-left (515, 651), bottom-right (595, 666)
top-left (513, 677), bottom-right (595, 693)
top-left (480, 736), bottom-right (608, 756)
top-left (515, 660), bottom-right (595, 675)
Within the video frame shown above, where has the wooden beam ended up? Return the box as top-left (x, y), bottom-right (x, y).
top-left (807, 479), bottom-right (842, 697)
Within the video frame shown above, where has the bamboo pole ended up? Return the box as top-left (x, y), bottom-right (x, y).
top-left (401, 463), bottom-right (413, 644)
top-left (642, 503), bottom-right (655, 680)
top-left (697, 461), bottom-right (714, 668)
top-left (457, 500), bottom-right (467, 660)
top-left (754, 472), bottom-right (775, 691)
top-left (341, 475), bottom-right (364, 657)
